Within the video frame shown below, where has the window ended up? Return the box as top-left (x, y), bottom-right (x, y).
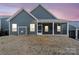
top-left (57, 25), bottom-right (61, 32)
top-left (45, 26), bottom-right (49, 32)
top-left (38, 25), bottom-right (42, 33)
top-left (30, 24), bottom-right (35, 32)
top-left (12, 24), bottom-right (17, 32)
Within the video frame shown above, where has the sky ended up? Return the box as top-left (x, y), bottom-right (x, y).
top-left (0, 3), bottom-right (79, 21)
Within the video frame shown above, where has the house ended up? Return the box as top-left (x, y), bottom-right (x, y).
top-left (69, 21), bottom-right (79, 39)
top-left (7, 5), bottom-right (69, 36)
top-left (1, 4), bottom-right (79, 39)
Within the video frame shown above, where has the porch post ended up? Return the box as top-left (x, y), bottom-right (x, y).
top-left (37, 20), bottom-right (38, 35)
top-left (53, 22), bottom-right (54, 35)
top-left (76, 28), bottom-right (78, 39)
top-left (67, 22), bottom-right (69, 37)
top-left (9, 21), bottom-right (10, 35)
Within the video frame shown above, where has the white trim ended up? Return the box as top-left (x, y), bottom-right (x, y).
top-left (26, 9), bottom-right (38, 21)
top-left (53, 22), bottom-right (54, 35)
top-left (9, 21), bottom-right (10, 35)
top-left (30, 24), bottom-right (35, 32)
top-left (7, 8), bottom-right (38, 36)
top-left (7, 8), bottom-right (23, 21)
top-left (37, 21), bottom-right (38, 35)
top-left (7, 8), bottom-right (38, 22)
top-left (18, 26), bottom-right (27, 35)
top-left (44, 26), bottom-right (49, 32)
top-left (37, 23), bottom-right (43, 35)
top-left (38, 19), bottom-right (68, 23)
top-left (67, 22), bottom-right (69, 37)
top-left (12, 24), bottom-right (17, 32)
top-left (31, 4), bottom-right (57, 19)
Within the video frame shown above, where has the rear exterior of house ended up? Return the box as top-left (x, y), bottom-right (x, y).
top-left (31, 5), bottom-right (69, 36)
top-left (9, 9), bottom-right (37, 35)
top-left (8, 5), bottom-right (69, 36)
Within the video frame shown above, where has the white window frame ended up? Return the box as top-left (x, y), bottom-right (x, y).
top-left (30, 24), bottom-right (35, 32)
top-left (12, 24), bottom-right (17, 32)
top-left (57, 25), bottom-right (61, 32)
top-left (37, 24), bottom-right (43, 35)
top-left (45, 26), bottom-right (49, 32)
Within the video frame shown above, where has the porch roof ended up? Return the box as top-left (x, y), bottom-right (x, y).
top-left (69, 21), bottom-right (79, 29)
top-left (37, 19), bottom-right (68, 23)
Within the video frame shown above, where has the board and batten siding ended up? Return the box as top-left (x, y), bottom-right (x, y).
top-left (10, 10), bottom-right (37, 35)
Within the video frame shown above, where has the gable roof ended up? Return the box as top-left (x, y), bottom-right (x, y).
top-left (31, 4), bottom-right (57, 19)
top-left (7, 8), bottom-right (38, 21)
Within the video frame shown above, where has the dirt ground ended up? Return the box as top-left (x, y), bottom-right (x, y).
top-left (0, 35), bottom-right (79, 55)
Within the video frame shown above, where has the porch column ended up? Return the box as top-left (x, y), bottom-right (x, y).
top-left (67, 22), bottom-right (69, 37)
top-left (53, 22), bottom-right (54, 35)
top-left (37, 21), bottom-right (38, 35)
top-left (76, 28), bottom-right (78, 39)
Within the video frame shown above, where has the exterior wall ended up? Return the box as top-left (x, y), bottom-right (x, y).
top-left (54, 23), bottom-right (67, 35)
top-left (10, 10), bottom-right (37, 35)
top-left (31, 5), bottom-right (56, 19)
top-left (38, 23), bottom-right (53, 34)
top-left (37, 22), bottom-right (68, 36)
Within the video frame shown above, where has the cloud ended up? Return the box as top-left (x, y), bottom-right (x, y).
top-left (0, 3), bottom-right (79, 21)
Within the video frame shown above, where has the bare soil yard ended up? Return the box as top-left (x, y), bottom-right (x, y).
top-left (0, 35), bottom-right (79, 55)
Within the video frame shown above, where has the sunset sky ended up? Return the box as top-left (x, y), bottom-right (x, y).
top-left (0, 3), bottom-right (79, 21)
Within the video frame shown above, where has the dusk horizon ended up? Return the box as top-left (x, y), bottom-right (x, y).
top-left (0, 3), bottom-right (79, 21)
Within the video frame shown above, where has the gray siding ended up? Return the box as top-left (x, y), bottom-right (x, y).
top-left (31, 5), bottom-right (57, 19)
top-left (10, 10), bottom-right (37, 35)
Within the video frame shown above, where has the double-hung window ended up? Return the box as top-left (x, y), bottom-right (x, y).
top-left (57, 24), bottom-right (61, 32)
top-left (12, 24), bottom-right (17, 32)
top-left (30, 24), bottom-right (35, 32)
top-left (45, 26), bottom-right (49, 32)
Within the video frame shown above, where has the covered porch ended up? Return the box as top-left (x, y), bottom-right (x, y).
top-left (37, 20), bottom-right (69, 36)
